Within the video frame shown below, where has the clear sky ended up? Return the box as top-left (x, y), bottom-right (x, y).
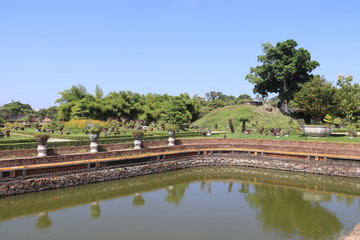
top-left (1, 0), bottom-right (359, 109)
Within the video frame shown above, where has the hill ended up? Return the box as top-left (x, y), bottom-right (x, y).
top-left (192, 105), bottom-right (298, 130)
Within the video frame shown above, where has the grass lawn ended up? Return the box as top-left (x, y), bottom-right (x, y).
top-left (199, 130), bottom-right (360, 144)
top-left (0, 133), bottom-right (34, 141)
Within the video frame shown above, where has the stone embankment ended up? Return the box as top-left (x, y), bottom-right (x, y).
top-left (343, 223), bottom-right (360, 240)
top-left (1, 155), bottom-right (360, 197)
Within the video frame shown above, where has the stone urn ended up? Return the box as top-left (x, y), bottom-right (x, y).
top-left (132, 130), bottom-right (144, 149)
top-left (168, 130), bottom-right (176, 146)
top-left (303, 125), bottom-right (332, 137)
top-left (89, 133), bottom-right (99, 153)
top-left (34, 133), bottom-right (50, 157)
top-left (134, 139), bottom-right (142, 149)
top-left (37, 144), bottom-right (48, 157)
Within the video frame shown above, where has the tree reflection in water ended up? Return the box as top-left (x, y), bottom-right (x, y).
top-left (132, 193), bottom-right (145, 206)
top-left (36, 212), bottom-right (53, 229)
top-left (90, 202), bottom-right (101, 219)
top-left (165, 183), bottom-right (189, 205)
top-left (245, 185), bottom-right (342, 239)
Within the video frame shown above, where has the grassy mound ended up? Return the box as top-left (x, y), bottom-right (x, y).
top-left (192, 105), bottom-right (298, 130)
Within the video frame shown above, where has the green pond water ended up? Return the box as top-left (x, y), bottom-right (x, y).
top-left (0, 166), bottom-right (359, 240)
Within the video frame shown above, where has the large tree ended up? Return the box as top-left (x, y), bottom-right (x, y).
top-left (246, 39), bottom-right (319, 114)
top-left (292, 75), bottom-right (339, 123)
top-left (55, 84), bottom-right (88, 104)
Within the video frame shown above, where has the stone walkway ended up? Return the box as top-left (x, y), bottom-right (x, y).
top-left (344, 223), bottom-right (360, 240)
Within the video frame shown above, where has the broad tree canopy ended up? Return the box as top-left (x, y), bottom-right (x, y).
top-left (246, 39), bottom-right (319, 114)
top-left (292, 75), bottom-right (339, 123)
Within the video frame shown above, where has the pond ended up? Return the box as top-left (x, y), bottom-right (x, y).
top-left (0, 166), bottom-right (359, 240)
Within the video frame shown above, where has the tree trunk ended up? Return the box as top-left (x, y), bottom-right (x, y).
top-left (279, 100), bottom-right (291, 115)
top-left (241, 121), bottom-right (246, 133)
top-left (228, 119), bottom-right (235, 133)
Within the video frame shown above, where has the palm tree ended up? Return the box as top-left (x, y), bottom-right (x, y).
top-left (55, 84), bottom-right (88, 104)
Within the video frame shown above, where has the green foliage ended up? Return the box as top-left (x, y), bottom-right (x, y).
top-left (34, 133), bottom-right (51, 144)
top-left (160, 97), bottom-right (192, 129)
top-left (346, 124), bottom-right (356, 133)
top-left (292, 75), bottom-right (339, 123)
top-left (55, 84), bottom-right (88, 104)
top-left (335, 75), bottom-right (360, 123)
top-left (0, 101), bottom-right (34, 118)
top-left (36, 106), bottom-right (58, 121)
top-left (166, 123), bottom-right (177, 131)
top-left (246, 39), bottom-right (319, 112)
top-left (132, 130), bottom-right (145, 140)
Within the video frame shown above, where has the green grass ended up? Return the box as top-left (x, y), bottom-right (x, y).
top-left (198, 130), bottom-right (360, 144)
top-left (0, 134), bottom-right (34, 141)
top-left (192, 105), bottom-right (297, 130)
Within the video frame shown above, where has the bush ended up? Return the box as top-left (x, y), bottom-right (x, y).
top-left (34, 133), bottom-right (51, 145)
top-left (132, 130), bottom-right (145, 140)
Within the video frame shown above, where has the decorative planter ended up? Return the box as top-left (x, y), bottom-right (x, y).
top-left (168, 137), bottom-right (175, 146)
top-left (349, 132), bottom-right (357, 138)
top-left (37, 144), bottom-right (48, 157)
top-left (89, 134), bottom-right (99, 142)
top-left (206, 130), bottom-right (212, 136)
top-left (303, 125), bottom-right (332, 137)
top-left (245, 130), bottom-right (250, 136)
top-left (90, 142), bottom-right (99, 153)
top-left (89, 134), bottom-right (99, 153)
top-left (168, 130), bottom-right (175, 137)
top-left (134, 140), bottom-right (142, 149)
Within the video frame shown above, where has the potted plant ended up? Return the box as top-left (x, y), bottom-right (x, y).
top-left (88, 124), bottom-right (101, 153)
top-left (132, 130), bottom-right (144, 149)
top-left (4, 122), bottom-right (12, 137)
top-left (166, 124), bottom-right (177, 146)
top-left (5, 128), bottom-right (10, 137)
top-left (347, 124), bottom-right (356, 138)
top-left (245, 129), bottom-right (251, 136)
top-left (34, 133), bottom-right (51, 156)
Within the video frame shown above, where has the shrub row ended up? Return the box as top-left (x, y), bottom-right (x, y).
top-left (0, 138), bottom-right (37, 144)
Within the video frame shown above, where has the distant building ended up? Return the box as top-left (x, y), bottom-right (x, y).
top-left (41, 117), bottom-right (52, 125)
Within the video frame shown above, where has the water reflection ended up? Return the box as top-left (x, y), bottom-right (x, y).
top-left (0, 166), bottom-right (359, 240)
top-left (165, 183), bottom-right (188, 205)
top-left (36, 212), bottom-right (52, 229)
top-left (132, 193), bottom-right (145, 206)
top-left (245, 185), bottom-right (342, 239)
top-left (90, 202), bottom-right (101, 219)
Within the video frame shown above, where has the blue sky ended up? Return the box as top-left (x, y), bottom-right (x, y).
top-left (1, 0), bottom-right (359, 109)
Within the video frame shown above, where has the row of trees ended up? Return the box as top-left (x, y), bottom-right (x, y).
top-left (0, 88), bottom-right (254, 128)
top-left (246, 39), bottom-right (360, 124)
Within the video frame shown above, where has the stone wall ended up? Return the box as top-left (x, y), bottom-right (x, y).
top-left (1, 154), bottom-right (360, 197)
